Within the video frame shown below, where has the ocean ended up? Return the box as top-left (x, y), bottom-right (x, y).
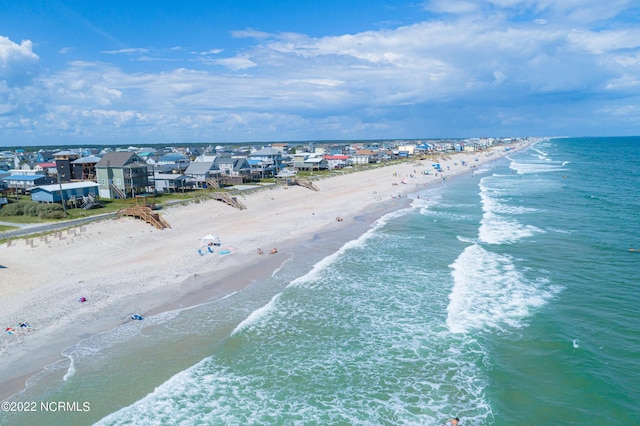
top-left (4, 137), bottom-right (639, 425)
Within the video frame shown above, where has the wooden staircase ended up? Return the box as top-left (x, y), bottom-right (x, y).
top-left (118, 206), bottom-right (171, 230)
top-left (110, 184), bottom-right (128, 199)
top-left (206, 177), bottom-right (219, 189)
top-left (295, 178), bottom-right (320, 191)
top-left (210, 192), bottom-right (246, 210)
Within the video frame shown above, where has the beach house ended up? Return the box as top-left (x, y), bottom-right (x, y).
top-left (72, 155), bottom-right (101, 181)
top-left (53, 150), bottom-right (81, 182)
top-left (212, 156), bottom-right (252, 185)
top-left (293, 153), bottom-right (329, 171)
top-left (248, 147), bottom-right (284, 178)
top-left (156, 153), bottom-right (191, 173)
top-left (30, 182), bottom-right (100, 205)
top-left (323, 155), bottom-right (351, 170)
top-left (1, 174), bottom-right (49, 195)
top-left (184, 161), bottom-right (220, 189)
top-left (152, 173), bottom-right (192, 193)
top-left (95, 152), bottom-right (149, 199)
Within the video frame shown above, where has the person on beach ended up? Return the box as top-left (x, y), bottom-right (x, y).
top-left (270, 248), bottom-right (278, 254)
top-left (257, 248), bottom-right (264, 255)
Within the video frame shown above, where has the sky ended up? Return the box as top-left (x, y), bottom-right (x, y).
top-left (1, 0), bottom-right (640, 147)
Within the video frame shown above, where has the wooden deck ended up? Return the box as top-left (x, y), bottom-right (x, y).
top-left (118, 206), bottom-right (171, 229)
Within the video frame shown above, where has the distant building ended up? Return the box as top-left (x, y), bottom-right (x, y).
top-left (323, 155), bottom-right (351, 170)
top-left (34, 162), bottom-right (57, 175)
top-left (54, 150), bottom-right (81, 182)
top-left (35, 150), bottom-right (57, 163)
top-left (156, 153), bottom-right (190, 173)
top-left (293, 153), bottom-right (328, 171)
top-left (1, 174), bottom-right (49, 194)
top-left (184, 161), bottom-right (220, 189)
top-left (270, 143), bottom-right (289, 154)
top-left (72, 155), bottom-right (101, 181)
top-left (153, 173), bottom-right (192, 193)
top-left (214, 156), bottom-right (252, 185)
top-left (248, 147), bottom-right (284, 178)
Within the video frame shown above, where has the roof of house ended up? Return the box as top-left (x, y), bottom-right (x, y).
top-left (95, 152), bottom-right (143, 168)
top-left (53, 150), bottom-right (80, 157)
top-left (158, 153), bottom-right (189, 162)
top-left (1, 174), bottom-right (47, 182)
top-left (304, 157), bottom-right (325, 164)
top-left (250, 147), bottom-right (281, 157)
top-left (32, 182), bottom-right (100, 192)
top-left (72, 155), bottom-right (102, 164)
top-left (184, 161), bottom-right (215, 175)
top-left (214, 157), bottom-right (249, 169)
top-left (154, 173), bottom-right (188, 181)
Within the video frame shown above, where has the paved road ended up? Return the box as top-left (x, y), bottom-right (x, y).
top-left (0, 220), bottom-right (33, 229)
top-left (0, 213), bottom-right (117, 239)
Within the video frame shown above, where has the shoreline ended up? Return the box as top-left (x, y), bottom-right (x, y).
top-left (0, 141), bottom-right (535, 401)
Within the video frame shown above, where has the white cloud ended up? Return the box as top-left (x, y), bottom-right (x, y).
top-left (201, 49), bottom-right (223, 55)
top-left (3, 0), bottom-right (640, 144)
top-left (101, 48), bottom-right (150, 55)
top-left (567, 29), bottom-right (640, 54)
top-left (423, 0), bottom-right (481, 14)
top-left (215, 56), bottom-right (257, 70)
top-left (230, 29), bottom-right (272, 39)
top-left (0, 36), bottom-right (39, 86)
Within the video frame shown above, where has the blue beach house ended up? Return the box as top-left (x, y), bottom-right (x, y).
top-left (31, 182), bottom-right (100, 203)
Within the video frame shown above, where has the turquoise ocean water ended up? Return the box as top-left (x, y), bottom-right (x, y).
top-left (4, 137), bottom-right (640, 425)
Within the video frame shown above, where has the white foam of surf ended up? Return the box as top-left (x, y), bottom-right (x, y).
top-left (447, 244), bottom-right (554, 334)
top-left (478, 211), bottom-right (542, 244)
top-left (509, 159), bottom-right (567, 175)
top-left (230, 293), bottom-right (281, 336)
top-left (531, 147), bottom-right (548, 159)
top-left (478, 180), bottom-right (543, 244)
top-left (62, 354), bottom-right (75, 381)
top-left (457, 235), bottom-right (477, 244)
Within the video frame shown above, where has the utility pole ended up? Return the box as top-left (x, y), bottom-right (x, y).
top-left (57, 172), bottom-right (67, 216)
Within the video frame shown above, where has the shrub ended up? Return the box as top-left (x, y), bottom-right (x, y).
top-left (0, 202), bottom-right (25, 216)
top-left (36, 203), bottom-right (65, 219)
top-left (0, 200), bottom-right (65, 219)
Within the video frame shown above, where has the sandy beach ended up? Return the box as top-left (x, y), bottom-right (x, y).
top-left (0, 141), bottom-right (531, 400)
